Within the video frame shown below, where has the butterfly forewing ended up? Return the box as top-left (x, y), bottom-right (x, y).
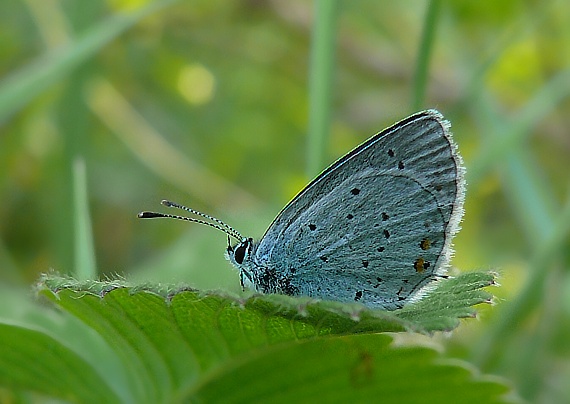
top-left (252, 110), bottom-right (464, 309)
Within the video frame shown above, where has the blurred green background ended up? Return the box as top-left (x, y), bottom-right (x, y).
top-left (1, 0), bottom-right (569, 402)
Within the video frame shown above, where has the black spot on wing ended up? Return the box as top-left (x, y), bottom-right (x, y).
top-left (413, 257), bottom-right (431, 273)
top-left (420, 238), bottom-right (431, 250)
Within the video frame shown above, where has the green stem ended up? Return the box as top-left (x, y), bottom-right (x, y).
top-left (73, 157), bottom-right (97, 280)
top-left (412, 0), bottom-right (441, 111)
top-left (307, 0), bottom-right (340, 177)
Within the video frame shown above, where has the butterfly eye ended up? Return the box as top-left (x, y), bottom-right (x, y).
top-left (234, 243), bottom-right (247, 264)
top-left (234, 238), bottom-right (254, 265)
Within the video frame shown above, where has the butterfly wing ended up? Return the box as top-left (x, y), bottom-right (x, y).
top-left (253, 110), bottom-right (465, 309)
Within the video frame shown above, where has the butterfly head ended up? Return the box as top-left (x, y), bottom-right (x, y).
top-left (226, 236), bottom-right (256, 289)
top-left (226, 236), bottom-right (254, 265)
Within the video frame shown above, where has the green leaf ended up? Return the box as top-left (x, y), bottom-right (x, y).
top-left (0, 271), bottom-right (511, 402)
top-left (191, 333), bottom-right (510, 403)
top-left (397, 271), bottom-right (497, 331)
top-left (39, 270), bottom-right (495, 335)
top-left (0, 323), bottom-right (121, 403)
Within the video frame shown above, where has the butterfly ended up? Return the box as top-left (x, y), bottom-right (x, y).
top-left (139, 110), bottom-right (465, 310)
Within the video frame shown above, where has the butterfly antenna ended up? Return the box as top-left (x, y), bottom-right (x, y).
top-left (138, 200), bottom-right (243, 241)
top-left (160, 200), bottom-right (243, 239)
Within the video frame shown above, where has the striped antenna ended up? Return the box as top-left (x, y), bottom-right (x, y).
top-left (138, 200), bottom-right (243, 241)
